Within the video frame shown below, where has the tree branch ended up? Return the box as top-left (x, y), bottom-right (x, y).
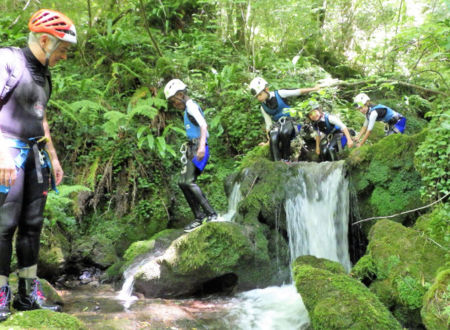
top-left (138, 0), bottom-right (163, 57)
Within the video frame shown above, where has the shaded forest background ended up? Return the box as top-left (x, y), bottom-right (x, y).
top-left (0, 0), bottom-right (448, 260)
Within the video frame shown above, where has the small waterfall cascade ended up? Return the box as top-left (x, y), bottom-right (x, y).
top-left (116, 182), bottom-right (244, 308)
top-left (220, 182), bottom-right (242, 222)
top-left (285, 160), bottom-right (351, 271)
top-left (228, 161), bottom-right (351, 329)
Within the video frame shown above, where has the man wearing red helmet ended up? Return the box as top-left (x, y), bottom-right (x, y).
top-left (0, 9), bottom-right (77, 320)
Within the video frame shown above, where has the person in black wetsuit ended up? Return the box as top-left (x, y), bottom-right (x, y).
top-left (164, 79), bottom-right (218, 232)
top-left (0, 9), bottom-right (77, 321)
top-left (248, 77), bottom-right (321, 161)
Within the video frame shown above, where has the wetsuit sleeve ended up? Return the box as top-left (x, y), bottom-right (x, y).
top-left (367, 111), bottom-right (378, 131)
top-left (0, 48), bottom-right (15, 104)
top-left (261, 107), bottom-right (273, 131)
top-left (186, 101), bottom-right (207, 128)
top-left (277, 89), bottom-right (302, 98)
top-left (328, 114), bottom-right (347, 129)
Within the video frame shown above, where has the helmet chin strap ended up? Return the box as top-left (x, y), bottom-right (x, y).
top-left (37, 36), bottom-right (60, 67)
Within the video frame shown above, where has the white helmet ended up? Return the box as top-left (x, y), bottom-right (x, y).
top-left (249, 77), bottom-right (268, 96)
top-left (354, 93), bottom-right (370, 108)
top-left (164, 79), bottom-right (187, 100)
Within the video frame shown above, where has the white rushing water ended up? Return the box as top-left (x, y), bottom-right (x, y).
top-left (228, 161), bottom-right (351, 329)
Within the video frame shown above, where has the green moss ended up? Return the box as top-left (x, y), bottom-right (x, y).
top-left (172, 222), bottom-right (269, 275)
top-left (414, 204), bottom-right (450, 249)
top-left (347, 131), bottom-right (426, 232)
top-left (293, 264), bottom-right (401, 329)
top-left (361, 219), bottom-right (447, 326)
top-left (123, 240), bottom-right (156, 264)
top-left (351, 254), bottom-right (376, 281)
top-left (295, 255), bottom-right (346, 275)
top-left (421, 269), bottom-right (450, 330)
top-left (2, 310), bottom-right (86, 329)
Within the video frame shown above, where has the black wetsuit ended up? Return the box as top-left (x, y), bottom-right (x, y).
top-left (0, 47), bottom-right (51, 276)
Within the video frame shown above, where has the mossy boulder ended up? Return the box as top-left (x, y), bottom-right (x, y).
top-left (133, 222), bottom-right (280, 298)
top-left (38, 226), bottom-right (70, 281)
top-left (2, 310), bottom-right (85, 329)
top-left (347, 130), bottom-right (426, 234)
top-left (105, 229), bottom-right (182, 281)
top-left (70, 234), bottom-right (120, 272)
top-left (421, 269), bottom-right (450, 330)
top-left (413, 203), bottom-right (449, 251)
top-left (293, 256), bottom-right (401, 329)
top-left (352, 219), bottom-right (447, 327)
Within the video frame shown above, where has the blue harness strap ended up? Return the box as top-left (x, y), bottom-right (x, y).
top-left (0, 137), bottom-right (58, 194)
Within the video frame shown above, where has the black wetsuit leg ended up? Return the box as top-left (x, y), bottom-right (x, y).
top-left (0, 147), bottom-right (49, 276)
top-left (0, 148), bottom-right (23, 277)
top-left (178, 143), bottom-right (215, 218)
top-left (16, 148), bottom-right (49, 269)
top-left (269, 126), bottom-right (281, 161)
top-left (279, 119), bottom-right (295, 160)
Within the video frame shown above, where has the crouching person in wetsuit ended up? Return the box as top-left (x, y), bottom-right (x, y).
top-left (0, 9), bottom-right (77, 321)
top-left (164, 79), bottom-right (218, 232)
top-left (249, 77), bottom-right (321, 161)
top-left (353, 93), bottom-right (406, 147)
top-left (307, 102), bottom-right (354, 161)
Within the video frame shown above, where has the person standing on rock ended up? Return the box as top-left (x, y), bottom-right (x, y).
top-left (248, 77), bottom-right (322, 162)
top-left (0, 9), bottom-right (77, 321)
top-left (164, 79), bottom-right (218, 232)
top-left (353, 93), bottom-right (406, 147)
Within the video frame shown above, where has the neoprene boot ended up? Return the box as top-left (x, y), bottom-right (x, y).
top-left (0, 285), bottom-right (11, 321)
top-left (12, 278), bottom-right (61, 312)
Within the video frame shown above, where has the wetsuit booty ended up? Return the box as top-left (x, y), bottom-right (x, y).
top-left (12, 278), bottom-right (61, 312)
top-left (0, 285), bottom-right (11, 321)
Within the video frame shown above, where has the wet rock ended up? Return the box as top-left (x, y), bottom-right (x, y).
top-left (352, 219), bottom-right (446, 328)
top-left (133, 221), bottom-right (281, 298)
top-left (293, 256), bottom-right (401, 329)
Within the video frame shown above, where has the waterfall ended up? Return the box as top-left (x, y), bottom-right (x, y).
top-left (285, 161), bottom-right (351, 271)
top-left (228, 161), bottom-right (351, 329)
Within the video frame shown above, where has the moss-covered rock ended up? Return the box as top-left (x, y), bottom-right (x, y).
top-left (293, 256), bottom-right (401, 329)
top-left (347, 130), bottom-right (426, 234)
top-left (38, 225), bottom-right (71, 281)
top-left (133, 221), bottom-right (282, 298)
top-left (295, 255), bottom-right (346, 275)
top-left (352, 219), bottom-right (447, 327)
top-left (414, 203), bottom-right (449, 251)
top-left (2, 310), bottom-right (86, 329)
top-left (421, 269), bottom-right (450, 330)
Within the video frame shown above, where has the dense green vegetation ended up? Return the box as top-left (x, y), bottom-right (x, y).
top-left (1, 0), bottom-right (448, 288)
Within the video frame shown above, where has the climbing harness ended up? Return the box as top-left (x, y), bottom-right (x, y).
top-left (0, 136), bottom-right (58, 195)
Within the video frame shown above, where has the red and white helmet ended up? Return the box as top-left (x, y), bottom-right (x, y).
top-left (353, 93), bottom-right (370, 108)
top-left (249, 77), bottom-right (268, 97)
top-left (29, 9), bottom-right (77, 44)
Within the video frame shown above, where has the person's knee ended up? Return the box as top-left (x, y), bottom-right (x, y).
top-left (0, 202), bottom-right (21, 240)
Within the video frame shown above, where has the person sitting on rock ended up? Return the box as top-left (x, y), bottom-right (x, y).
top-left (353, 93), bottom-right (406, 147)
top-left (307, 102), bottom-right (354, 161)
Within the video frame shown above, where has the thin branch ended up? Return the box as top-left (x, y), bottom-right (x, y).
top-left (352, 193), bottom-right (449, 226)
top-left (138, 0), bottom-right (163, 57)
top-left (411, 70), bottom-right (450, 90)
